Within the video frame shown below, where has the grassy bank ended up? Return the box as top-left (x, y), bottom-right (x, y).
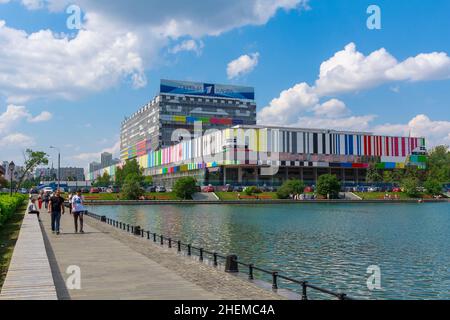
top-left (215, 192), bottom-right (279, 200)
top-left (354, 192), bottom-right (428, 200)
top-left (68, 192), bottom-right (181, 201)
top-left (0, 195), bottom-right (27, 290)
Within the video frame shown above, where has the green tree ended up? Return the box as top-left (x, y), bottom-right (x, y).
top-left (423, 177), bottom-right (442, 196)
top-left (16, 149), bottom-right (49, 191)
top-left (383, 171), bottom-right (394, 184)
top-left (115, 159), bottom-right (143, 187)
top-left (366, 167), bottom-right (382, 183)
top-left (426, 145), bottom-right (450, 183)
top-left (121, 173), bottom-right (144, 200)
top-left (93, 172), bottom-right (111, 187)
top-left (316, 174), bottom-right (341, 199)
top-left (142, 176), bottom-right (153, 188)
top-left (276, 179), bottom-right (305, 199)
top-left (173, 177), bottom-right (197, 199)
top-left (401, 177), bottom-right (420, 198)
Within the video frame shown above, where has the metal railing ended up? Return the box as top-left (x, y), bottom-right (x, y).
top-left (86, 211), bottom-right (351, 300)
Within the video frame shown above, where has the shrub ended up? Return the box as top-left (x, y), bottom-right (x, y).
top-left (401, 177), bottom-right (420, 198)
top-left (316, 174), bottom-right (341, 199)
top-left (173, 177), bottom-right (197, 200)
top-left (0, 194), bottom-right (27, 227)
top-left (244, 186), bottom-right (262, 196)
top-left (276, 179), bottom-right (305, 199)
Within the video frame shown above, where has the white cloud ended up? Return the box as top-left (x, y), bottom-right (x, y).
top-left (313, 98), bottom-right (350, 118)
top-left (373, 114), bottom-right (450, 147)
top-left (258, 82), bottom-right (317, 125)
top-left (169, 39), bottom-right (204, 56)
top-left (227, 52), bottom-right (260, 79)
top-left (28, 111), bottom-right (52, 122)
top-left (0, 1), bottom-right (309, 102)
top-left (68, 140), bottom-right (120, 169)
top-left (0, 133), bottom-right (35, 147)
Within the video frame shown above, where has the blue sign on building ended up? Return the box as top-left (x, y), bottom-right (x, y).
top-left (160, 79), bottom-right (254, 100)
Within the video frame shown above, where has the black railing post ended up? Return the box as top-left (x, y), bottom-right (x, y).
top-left (177, 241), bottom-right (181, 252)
top-left (213, 252), bottom-right (218, 267)
top-left (127, 224), bottom-right (130, 232)
top-left (141, 229), bottom-right (144, 237)
top-left (225, 255), bottom-right (238, 273)
top-left (272, 272), bottom-right (278, 290)
top-left (199, 248), bottom-right (203, 261)
top-left (301, 281), bottom-right (308, 300)
top-left (187, 244), bottom-right (191, 256)
top-left (160, 235), bottom-right (163, 245)
top-left (147, 231), bottom-right (150, 240)
top-left (249, 264), bottom-right (254, 280)
top-left (338, 293), bottom-right (347, 300)
top-left (131, 226), bottom-right (134, 233)
top-left (153, 233), bottom-right (156, 242)
top-left (168, 238), bottom-right (172, 248)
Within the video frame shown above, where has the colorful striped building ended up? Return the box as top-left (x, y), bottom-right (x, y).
top-left (88, 125), bottom-right (427, 187)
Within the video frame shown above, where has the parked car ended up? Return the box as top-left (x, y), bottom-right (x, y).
top-left (202, 185), bottom-right (215, 192)
top-left (233, 185), bottom-right (243, 192)
top-left (392, 187), bottom-right (402, 192)
top-left (304, 186), bottom-right (314, 193)
top-left (106, 186), bottom-right (120, 193)
top-left (156, 186), bottom-right (166, 193)
top-left (43, 187), bottom-right (53, 193)
top-left (222, 184), bottom-right (233, 192)
top-left (367, 186), bottom-right (379, 192)
top-left (146, 186), bottom-right (157, 192)
top-left (81, 187), bottom-right (90, 193)
top-left (90, 187), bottom-right (100, 193)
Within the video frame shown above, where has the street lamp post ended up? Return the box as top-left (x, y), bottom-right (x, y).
top-left (8, 161), bottom-right (15, 196)
top-left (50, 146), bottom-right (60, 191)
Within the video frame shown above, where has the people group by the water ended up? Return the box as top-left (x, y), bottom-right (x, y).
top-left (30, 188), bottom-right (87, 236)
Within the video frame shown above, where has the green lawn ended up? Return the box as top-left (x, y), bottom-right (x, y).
top-left (354, 192), bottom-right (426, 200)
top-left (0, 205), bottom-right (25, 290)
top-left (70, 192), bottom-right (181, 201)
top-left (215, 192), bottom-right (279, 200)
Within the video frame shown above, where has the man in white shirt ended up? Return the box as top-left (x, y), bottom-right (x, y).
top-left (71, 189), bottom-right (86, 233)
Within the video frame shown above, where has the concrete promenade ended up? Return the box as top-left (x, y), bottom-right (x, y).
top-left (37, 207), bottom-right (282, 300)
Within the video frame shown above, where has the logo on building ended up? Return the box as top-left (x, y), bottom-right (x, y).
top-left (203, 83), bottom-right (215, 95)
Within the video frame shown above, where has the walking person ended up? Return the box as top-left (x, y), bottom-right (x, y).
top-left (28, 198), bottom-right (41, 221)
top-left (48, 189), bottom-right (65, 235)
top-left (43, 192), bottom-right (50, 209)
top-left (71, 189), bottom-right (86, 233)
top-left (37, 194), bottom-right (43, 210)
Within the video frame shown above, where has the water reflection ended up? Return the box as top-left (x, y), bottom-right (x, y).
top-left (87, 202), bottom-right (450, 300)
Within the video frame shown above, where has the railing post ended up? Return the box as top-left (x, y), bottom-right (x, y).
top-left (168, 238), bottom-right (172, 248)
top-left (177, 241), bottom-right (181, 252)
top-left (301, 281), bottom-right (308, 300)
top-left (213, 252), bottom-right (218, 267)
top-left (338, 293), bottom-right (347, 300)
top-left (131, 226), bottom-right (134, 233)
top-left (272, 272), bottom-right (278, 290)
top-left (127, 224), bottom-right (130, 232)
top-left (153, 233), bottom-right (156, 242)
top-left (199, 248), bottom-right (203, 261)
top-left (147, 231), bottom-right (150, 240)
top-left (141, 229), bottom-right (144, 237)
top-left (187, 244), bottom-right (191, 256)
top-left (160, 235), bottom-right (164, 245)
top-left (249, 264), bottom-right (254, 280)
top-left (225, 255), bottom-right (238, 273)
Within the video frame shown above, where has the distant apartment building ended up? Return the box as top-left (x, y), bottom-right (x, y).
top-left (35, 167), bottom-right (85, 181)
top-left (101, 152), bottom-right (113, 167)
top-left (119, 79), bottom-right (257, 161)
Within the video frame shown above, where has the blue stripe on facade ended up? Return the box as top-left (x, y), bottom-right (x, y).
top-left (349, 135), bottom-right (354, 155)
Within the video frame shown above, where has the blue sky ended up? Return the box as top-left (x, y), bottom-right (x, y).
top-left (0, 0), bottom-right (449, 170)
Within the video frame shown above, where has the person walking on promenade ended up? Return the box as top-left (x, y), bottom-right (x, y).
top-left (48, 189), bottom-right (65, 235)
top-left (37, 194), bottom-right (43, 209)
top-left (43, 192), bottom-right (50, 209)
top-left (71, 189), bottom-right (86, 233)
top-left (28, 198), bottom-right (41, 221)
top-left (68, 192), bottom-right (73, 214)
